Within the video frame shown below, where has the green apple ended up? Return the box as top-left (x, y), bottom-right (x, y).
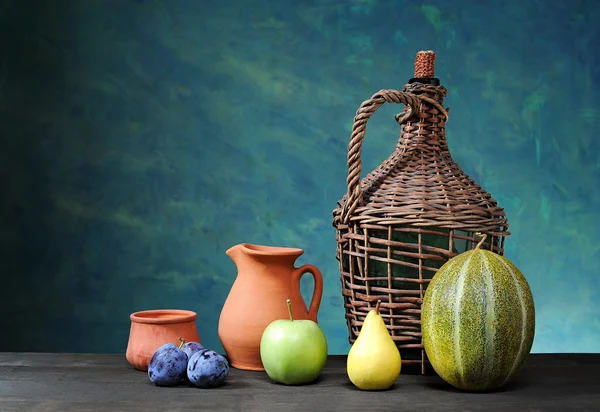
top-left (259, 299), bottom-right (328, 385)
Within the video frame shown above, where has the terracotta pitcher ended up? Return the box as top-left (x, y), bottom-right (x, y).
top-left (218, 243), bottom-right (324, 371)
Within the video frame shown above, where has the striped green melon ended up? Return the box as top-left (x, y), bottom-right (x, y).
top-left (421, 235), bottom-right (535, 391)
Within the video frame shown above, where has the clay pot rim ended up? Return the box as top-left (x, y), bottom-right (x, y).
top-left (130, 309), bottom-right (197, 325)
top-left (240, 243), bottom-right (304, 256)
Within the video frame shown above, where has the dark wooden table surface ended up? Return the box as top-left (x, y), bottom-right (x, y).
top-left (0, 353), bottom-right (599, 411)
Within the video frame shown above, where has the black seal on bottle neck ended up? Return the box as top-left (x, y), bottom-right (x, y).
top-left (408, 77), bottom-right (440, 86)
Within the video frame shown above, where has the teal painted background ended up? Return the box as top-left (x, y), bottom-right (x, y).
top-left (1, 0), bottom-right (599, 355)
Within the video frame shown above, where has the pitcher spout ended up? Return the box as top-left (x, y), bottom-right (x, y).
top-left (226, 243), bottom-right (304, 265)
top-left (226, 244), bottom-right (244, 262)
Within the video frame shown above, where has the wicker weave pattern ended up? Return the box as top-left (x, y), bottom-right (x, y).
top-left (335, 84), bottom-right (507, 235)
top-left (332, 52), bottom-right (509, 374)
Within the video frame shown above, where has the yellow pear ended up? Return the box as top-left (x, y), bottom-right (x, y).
top-left (347, 300), bottom-right (401, 390)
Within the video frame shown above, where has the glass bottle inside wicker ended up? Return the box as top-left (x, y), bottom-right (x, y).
top-left (332, 50), bottom-right (510, 375)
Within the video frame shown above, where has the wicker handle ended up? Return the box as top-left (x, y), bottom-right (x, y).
top-left (340, 89), bottom-right (421, 224)
top-left (292, 264), bottom-right (323, 321)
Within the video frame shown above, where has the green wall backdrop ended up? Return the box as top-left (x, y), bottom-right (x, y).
top-left (1, 0), bottom-right (599, 355)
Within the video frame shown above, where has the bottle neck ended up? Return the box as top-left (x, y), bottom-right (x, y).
top-left (395, 81), bottom-right (449, 154)
top-left (408, 77), bottom-right (440, 86)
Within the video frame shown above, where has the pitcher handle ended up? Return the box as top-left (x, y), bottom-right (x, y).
top-left (292, 264), bottom-right (324, 322)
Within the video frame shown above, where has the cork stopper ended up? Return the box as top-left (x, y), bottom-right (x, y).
top-left (414, 50), bottom-right (436, 78)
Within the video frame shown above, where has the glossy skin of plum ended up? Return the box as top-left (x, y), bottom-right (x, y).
top-left (181, 341), bottom-right (204, 360)
top-left (147, 343), bottom-right (188, 386)
top-left (187, 349), bottom-right (230, 388)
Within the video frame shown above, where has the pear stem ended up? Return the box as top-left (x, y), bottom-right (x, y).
top-left (375, 300), bottom-right (381, 314)
top-left (475, 233), bottom-right (487, 250)
top-left (178, 337), bottom-right (186, 349)
top-left (286, 298), bottom-right (293, 321)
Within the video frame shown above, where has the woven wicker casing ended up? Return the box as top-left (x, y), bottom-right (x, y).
top-left (332, 51), bottom-right (510, 374)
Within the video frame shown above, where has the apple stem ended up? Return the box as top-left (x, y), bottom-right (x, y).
top-left (375, 300), bottom-right (381, 314)
top-left (286, 298), bottom-right (293, 321)
top-left (475, 233), bottom-right (487, 250)
top-left (178, 337), bottom-right (186, 349)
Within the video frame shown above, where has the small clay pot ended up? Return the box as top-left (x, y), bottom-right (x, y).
top-left (125, 309), bottom-right (201, 371)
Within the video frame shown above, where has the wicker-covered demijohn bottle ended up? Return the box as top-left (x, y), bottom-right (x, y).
top-left (332, 50), bottom-right (510, 374)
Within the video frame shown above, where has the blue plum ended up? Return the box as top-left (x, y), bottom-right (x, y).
top-left (178, 338), bottom-right (204, 360)
top-left (147, 343), bottom-right (188, 386)
top-left (187, 349), bottom-right (230, 388)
